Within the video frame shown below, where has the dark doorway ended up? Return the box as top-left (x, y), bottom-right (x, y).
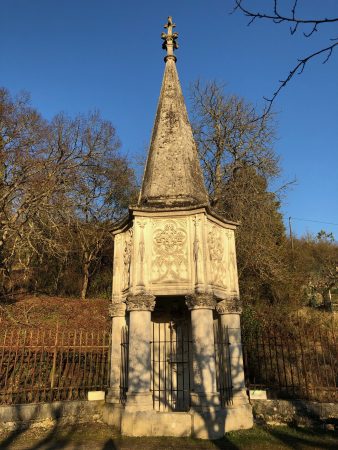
top-left (151, 297), bottom-right (192, 411)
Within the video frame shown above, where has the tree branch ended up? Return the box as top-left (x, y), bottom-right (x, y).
top-left (263, 41), bottom-right (338, 114)
top-left (233, 0), bottom-right (338, 28)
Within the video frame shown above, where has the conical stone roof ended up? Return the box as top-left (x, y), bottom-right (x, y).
top-left (138, 22), bottom-right (209, 208)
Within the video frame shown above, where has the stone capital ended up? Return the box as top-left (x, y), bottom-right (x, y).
top-left (109, 302), bottom-right (126, 317)
top-left (126, 293), bottom-right (156, 312)
top-left (215, 295), bottom-right (242, 315)
top-left (185, 293), bottom-right (216, 310)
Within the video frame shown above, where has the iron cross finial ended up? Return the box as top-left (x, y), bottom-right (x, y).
top-left (161, 16), bottom-right (178, 62)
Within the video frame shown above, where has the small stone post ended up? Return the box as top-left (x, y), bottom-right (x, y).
top-left (215, 296), bottom-right (248, 405)
top-left (125, 293), bottom-right (156, 410)
top-left (185, 293), bottom-right (220, 410)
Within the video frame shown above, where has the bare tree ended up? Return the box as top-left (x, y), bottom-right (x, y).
top-left (232, 1), bottom-right (338, 111)
top-left (191, 81), bottom-right (289, 304)
top-left (191, 80), bottom-right (278, 209)
top-left (48, 112), bottom-right (136, 300)
top-left (0, 88), bottom-right (136, 299)
top-left (0, 88), bottom-right (58, 293)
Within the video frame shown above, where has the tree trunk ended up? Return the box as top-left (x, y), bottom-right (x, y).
top-left (322, 288), bottom-right (333, 312)
top-left (81, 260), bottom-right (90, 300)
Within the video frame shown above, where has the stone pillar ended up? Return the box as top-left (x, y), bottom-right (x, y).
top-left (185, 293), bottom-right (220, 410)
top-left (216, 296), bottom-right (248, 405)
top-left (106, 302), bottom-right (126, 403)
top-left (125, 293), bottom-right (156, 410)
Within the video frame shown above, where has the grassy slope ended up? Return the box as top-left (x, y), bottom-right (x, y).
top-left (0, 295), bottom-right (110, 332)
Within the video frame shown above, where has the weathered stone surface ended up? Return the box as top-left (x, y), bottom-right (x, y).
top-left (139, 57), bottom-right (209, 208)
top-left (252, 399), bottom-right (338, 429)
top-left (185, 293), bottom-right (216, 310)
top-left (107, 16), bottom-right (252, 439)
top-left (108, 302), bottom-right (126, 317)
top-left (126, 293), bottom-right (156, 311)
top-left (216, 295), bottom-right (242, 314)
top-left (0, 400), bottom-right (104, 431)
top-left (121, 411), bottom-right (192, 437)
top-left (112, 213), bottom-right (239, 299)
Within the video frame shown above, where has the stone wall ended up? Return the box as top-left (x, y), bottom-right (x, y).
top-left (252, 399), bottom-right (338, 430)
top-left (1, 399), bottom-right (337, 432)
top-left (0, 400), bottom-right (104, 431)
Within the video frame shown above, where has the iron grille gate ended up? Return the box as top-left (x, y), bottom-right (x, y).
top-left (151, 319), bottom-right (192, 411)
top-left (120, 326), bottom-right (129, 405)
top-left (119, 319), bottom-right (232, 410)
top-left (214, 323), bottom-right (233, 407)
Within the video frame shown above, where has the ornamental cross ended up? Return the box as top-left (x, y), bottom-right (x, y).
top-left (161, 16), bottom-right (178, 60)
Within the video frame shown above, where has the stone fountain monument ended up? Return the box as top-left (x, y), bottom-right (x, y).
top-left (104, 17), bottom-right (253, 439)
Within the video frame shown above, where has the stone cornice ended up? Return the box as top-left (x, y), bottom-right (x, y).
top-left (185, 293), bottom-right (216, 310)
top-left (215, 295), bottom-right (242, 314)
top-left (126, 293), bottom-right (156, 312)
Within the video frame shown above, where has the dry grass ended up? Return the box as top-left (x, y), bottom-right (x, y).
top-left (0, 295), bottom-right (110, 332)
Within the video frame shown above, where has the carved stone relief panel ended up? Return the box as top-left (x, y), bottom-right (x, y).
top-left (151, 218), bottom-right (189, 283)
top-left (122, 228), bottom-right (133, 291)
top-left (192, 215), bottom-right (204, 287)
top-left (136, 219), bottom-right (147, 289)
top-left (207, 223), bottom-right (227, 289)
top-left (112, 234), bottom-right (122, 300)
top-left (227, 229), bottom-right (239, 294)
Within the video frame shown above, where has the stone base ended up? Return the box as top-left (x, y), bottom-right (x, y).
top-left (121, 410), bottom-right (192, 437)
top-left (104, 403), bottom-right (253, 439)
top-left (102, 403), bottom-right (124, 428)
top-left (192, 403), bottom-right (253, 439)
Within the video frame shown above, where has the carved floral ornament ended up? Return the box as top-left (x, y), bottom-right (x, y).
top-left (126, 293), bottom-right (156, 312)
top-left (215, 296), bottom-right (242, 314)
top-left (185, 293), bottom-right (216, 310)
top-left (152, 220), bottom-right (188, 282)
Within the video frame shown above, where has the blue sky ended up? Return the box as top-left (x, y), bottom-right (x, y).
top-left (1, 0), bottom-right (337, 238)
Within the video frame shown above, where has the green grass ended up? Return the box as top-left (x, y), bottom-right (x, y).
top-left (0, 422), bottom-right (336, 449)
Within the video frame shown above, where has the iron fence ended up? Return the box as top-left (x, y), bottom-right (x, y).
top-left (0, 327), bottom-right (111, 405)
top-left (214, 324), bottom-right (233, 406)
top-left (1, 318), bottom-right (336, 406)
top-left (242, 321), bottom-right (337, 402)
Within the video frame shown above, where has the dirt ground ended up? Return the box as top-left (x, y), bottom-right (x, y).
top-left (0, 423), bottom-right (337, 450)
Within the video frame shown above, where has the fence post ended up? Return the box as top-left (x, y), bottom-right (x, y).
top-left (50, 322), bottom-right (59, 389)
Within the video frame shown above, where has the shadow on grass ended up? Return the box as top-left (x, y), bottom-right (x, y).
top-left (0, 422), bottom-right (337, 449)
top-left (265, 425), bottom-right (337, 450)
top-left (0, 403), bottom-right (117, 450)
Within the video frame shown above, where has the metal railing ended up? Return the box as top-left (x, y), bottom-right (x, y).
top-left (0, 327), bottom-right (111, 404)
top-left (242, 321), bottom-right (337, 402)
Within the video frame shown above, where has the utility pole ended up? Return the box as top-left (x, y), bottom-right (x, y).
top-left (288, 216), bottom-right (295, 270)
top-left (288, 216), bottom-right (294, 251)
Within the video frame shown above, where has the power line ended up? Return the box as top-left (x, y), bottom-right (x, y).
top-left (290, 217), bottom-right (338, 227)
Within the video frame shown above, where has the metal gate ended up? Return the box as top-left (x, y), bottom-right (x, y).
top-left (151, 319), bottom-right (192, 411)
top-left (120, 325), bottom-right (128, 405)
top-left (214, 323), bottom-right (233, 406)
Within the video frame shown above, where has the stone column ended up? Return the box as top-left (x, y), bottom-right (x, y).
top-left (216, 296), bottom-right (248, 405)
top-left (106, 302), bottom-right (126, 403)
top-left (125, 293), bottom-right (156, 410)
top-left (185, 293), bottom-right (220, 410)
